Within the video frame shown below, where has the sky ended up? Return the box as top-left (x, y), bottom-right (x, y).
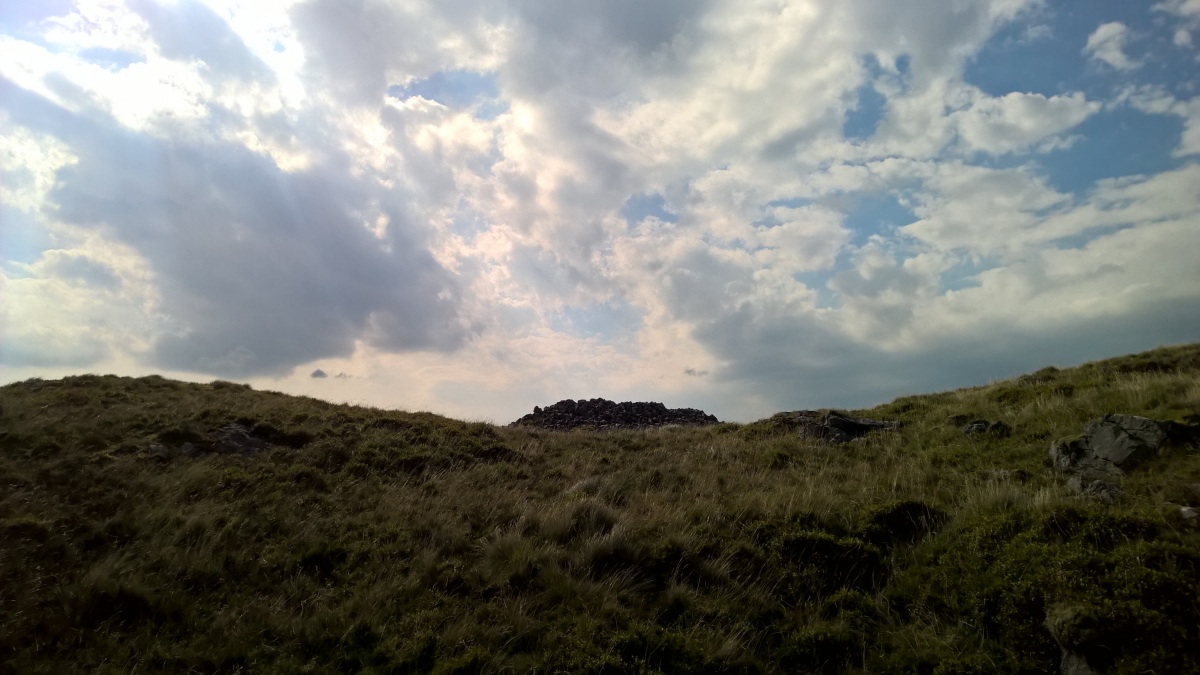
top-left (1, 0), bottom-right (1199, 423)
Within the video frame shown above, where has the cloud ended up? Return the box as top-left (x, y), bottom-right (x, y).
top-left (1083, 22), bottom-right (1139, 70)
top-left (1155, 0), bottom-right (1200, 47)
top-left (1, 76), bottom-right (468, 377)
top-left (311, 368), bottom-right (327, 378)
top-left (126, 0), bottom-right (274, 84)
top-left (952, 91), bottom-right (1099, 154)
top-left (1, 0), bottom-right (1196, 424)
top-left (900, 162), bottom-right (1073, 255)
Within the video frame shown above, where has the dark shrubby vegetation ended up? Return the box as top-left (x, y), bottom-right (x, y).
top-left (1, 344), bottom-right (1198, 673)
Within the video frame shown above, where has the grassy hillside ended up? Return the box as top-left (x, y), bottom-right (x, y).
top-left (2, 345), bottom-right (1199, 674)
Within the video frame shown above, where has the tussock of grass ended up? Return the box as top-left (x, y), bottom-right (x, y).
top-left (1, 344), bottom-right (1198, 673)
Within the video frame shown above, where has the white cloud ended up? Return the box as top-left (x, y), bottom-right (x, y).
top-left (751, 206), bottom-right (850, 273)
top-left (1156, 0), bottom-right (1200, 16)
top-left (1156, 0), bottom-right (1200, 46)
top-left (871, 82), bottom-right (1097, 158)
top-left (1083, 22), bottom-right (1139, 70)
top-left (1, 0), bottom-right (1196, 422)
top-left (953, 91), bottom-right (1099, 154)
top-left (0, 238), bottom-right (162, 368)
top-left (900, 163), bottom-right (1072, 255)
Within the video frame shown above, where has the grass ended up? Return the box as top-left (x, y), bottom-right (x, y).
top-left (1, 344), bottom-right (1198, 673)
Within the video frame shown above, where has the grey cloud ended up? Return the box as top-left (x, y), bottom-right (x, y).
top-left (501, 0), bottom-right (712, 102)
top-left (42, 252), bottom-right (121, 290)
top-left (692, 293), bottom-right (1200, 418)
top-left (507, 245), bottom-right (599, 302)
top-left (290, 0), bottom-right (480, 105)
top-left (2, 77), bottom-right (467, 377)
top-left (0, 335), bottom-right (109, 369)
top-left (514, 0), bottom-right (710, 56)
top-left (127, 0), bottom-right (274, 84)
top-left (311, 368), bottom-right (327, 378)
top-left (661, 247), bottom-right (755, 321)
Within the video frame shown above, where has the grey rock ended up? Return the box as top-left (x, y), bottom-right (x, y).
top-left (211, 424), bottom-right (269, 456)
top-left (510, 398), bottom-right (719, 431)
top-left (1050, 414), bottom-right (1169, 481)
top-left (147, 443), bottom-right (176, 460)
top-left (1060, 652), bottom-right (1099, 675)
top-left (1180, 506), bottom-right (1198, 521)
top-left (1067, 475), bottom-right (1122, 504)
top-left (1045, 604), bottom-right (1100, 675)
top-left (1083, 414), bottom-right (1165, 469)
top-left (794, 411), bottom-right (903, 444)
top-left (961, 419), bottom-right (1012, 437)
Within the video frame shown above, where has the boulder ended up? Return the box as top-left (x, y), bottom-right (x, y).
top-left (961, 419), bottom-right (1012, 437)
top-left (1044, 604), bottom-right (1100, 675)
top-left (1066, 476), bottom-right (1122, 505)
top-left (1080, 414), bottom-right (1165, 468)
top-left (793, 411), bottom-right (903, 444)
top-left (1050, 414), bottom-right (1169, 480)
top-left (144, 422), bottom-right (292, 459)
top-left (211, 423), bottom-right (271, 456)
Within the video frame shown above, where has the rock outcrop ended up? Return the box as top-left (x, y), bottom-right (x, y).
top-left (1050, 414), bottom-right (1168, 478)
top-left (1050, 414), bottom-right (1200, 503)
top-left (148, 422), bottom-right (312, 460)
top-left (779, 410), bottom-right (904, 444)
top-left (961, 419), bottom-right (1012, 437)
top-left (510, 398), bottom-right (719, 431)
top-left (1045, 604), bottom-right (1101, 675)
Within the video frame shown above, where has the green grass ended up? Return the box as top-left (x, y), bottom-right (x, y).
top-left (1, 344), bottom-right (1199, 673)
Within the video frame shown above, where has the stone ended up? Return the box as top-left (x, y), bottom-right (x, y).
top-left (792, 411), bottom-right (903, 444)
top-left (1082, 414), bottom-right (1165, 469)
top-left (1067, 475), bottom-right (1122, 505)
top-left (1061, 652), bottom-right (1099, 675)
top-left (1045, 604), bottom-right (1100, 675)
top-left (211, 424), bottom-right (270, 456)
top-left (1050, 414), bottom-right (1170, 480)
top-left (1181, 506), bottom-right (1199, 521)
top-left (961, 419), bottom-right (1012, 437)
top-left (143, 422), bottom-right (281, 459)
top-left (510, 398), bottom-right (719, 431)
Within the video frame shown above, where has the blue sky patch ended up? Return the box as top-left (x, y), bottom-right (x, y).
top-left (79, 47), bottom-right (146, 71)
top-left (841, 193), bottom-right (916, 245)
top-left (966, 0), bottom-right (1197, 99)
top-left (0, 205), bottom-right (52, 266)
top-left (620, 192), bottom-right (678, 227)
top-left (843, 81), bottom-right (887, 140)
top-left (1033, 106), bottom-right (1186, 194)
top-left (388, 70), bottom-right (500, 108)
top-left (474, 99), bottom-right (509, 120)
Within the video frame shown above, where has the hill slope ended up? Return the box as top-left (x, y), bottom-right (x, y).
top-left (2, 345), bottom-right (1199, 673)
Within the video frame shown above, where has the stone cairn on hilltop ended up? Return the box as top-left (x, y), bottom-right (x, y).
top-left (510, 398), bottom-right (719, 431)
